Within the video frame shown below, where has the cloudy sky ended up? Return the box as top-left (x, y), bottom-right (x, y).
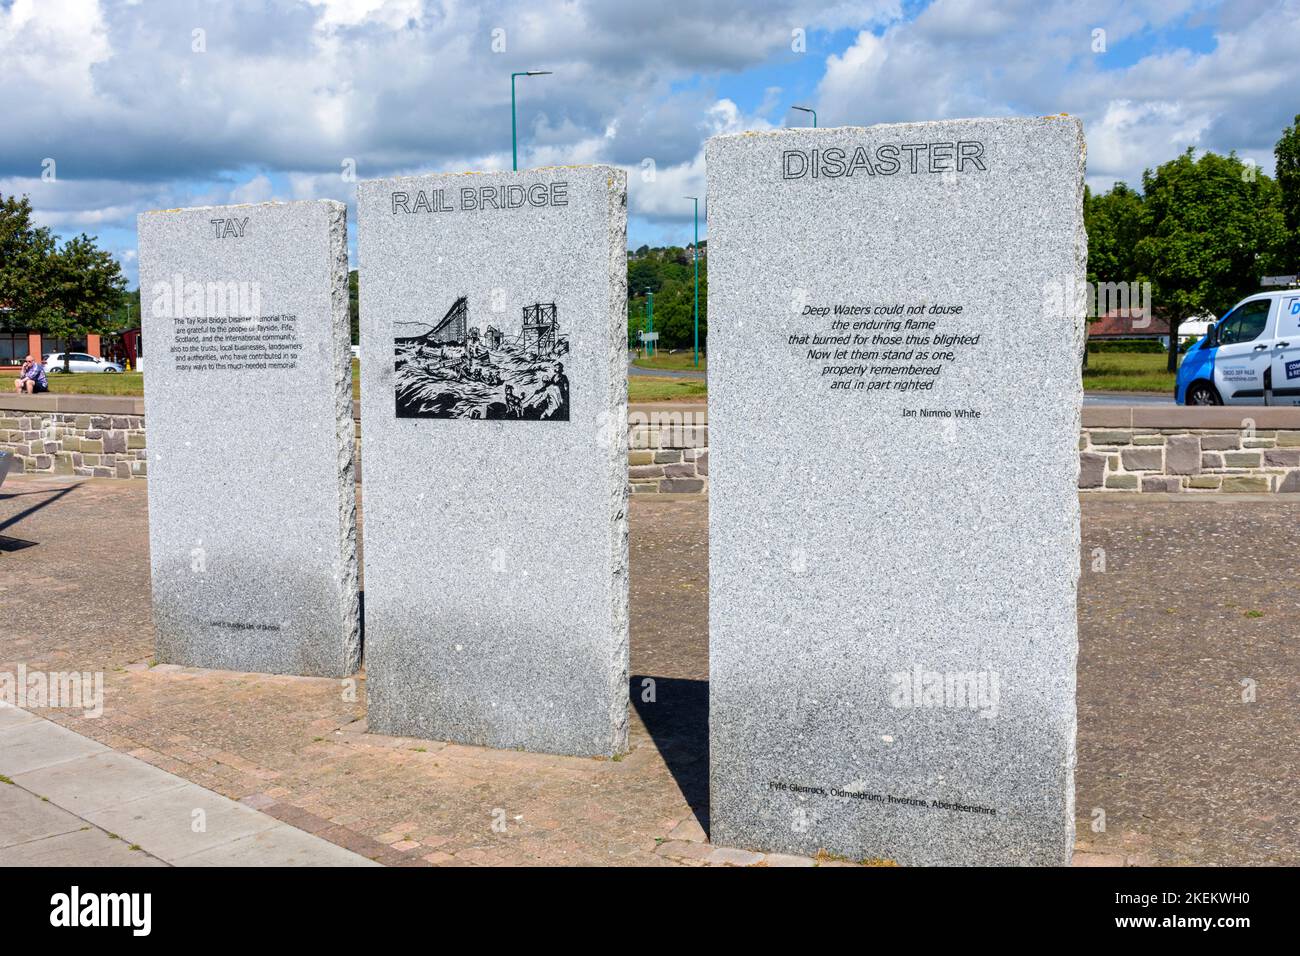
top-left (3, 0), bottom-right (1298, 287)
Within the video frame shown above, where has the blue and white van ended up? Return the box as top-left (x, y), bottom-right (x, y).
top-left (1176, 290), bottom-right (1300, 405)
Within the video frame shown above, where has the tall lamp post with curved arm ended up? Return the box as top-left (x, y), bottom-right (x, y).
top-left (685, 195), bottom-right (701, 369)
top-left (511, 70), bottom-right (552, 171)
top-left (791, 105), bottom-right (817, 128)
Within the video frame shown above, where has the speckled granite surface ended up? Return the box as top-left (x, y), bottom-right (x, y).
top-left (357, 167), bottom-right (629, 757)
top-left (706, 117), bottom-right (1086, 865)
top-left (137, 200), bottom-right (359, 678)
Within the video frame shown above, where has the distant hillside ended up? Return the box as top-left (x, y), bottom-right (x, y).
top-left (626, 244), bottom-right (707, 352)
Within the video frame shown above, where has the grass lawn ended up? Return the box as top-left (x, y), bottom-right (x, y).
top-left (631, 351), bottom-right (707, 373)
top-left (1082, 350), bottom-right (1178, 393)
top-left (363, 360), bottom-right (704, 403)
top-left (42, 371), bottom-right (145, 397)
top-left (628, 375), bottom-right (706, 403)
top-left (39, 366), bottom-right (357, 400)
top-left (33, 353), bottom-right (1171, 402)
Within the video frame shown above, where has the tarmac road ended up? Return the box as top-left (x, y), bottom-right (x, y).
top-left (628, 356), bottom-right (706, 379)
top-left (1084, 390), bottom-right (1174, 406)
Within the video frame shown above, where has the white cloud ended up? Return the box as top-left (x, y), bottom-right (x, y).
top-left (307, 0), bottom-right (422, 31)
top-left (0, 0), bottom-right (111, 101)
top-left (813, 0), bottom-right (1300, 188)
top-left (628, 151), bottom-right (706, 221)
top-left (622, 96), bottom-right (776, 223)
top-left (2, 0), bottom-right (1298, 282)
top-left (1086, 99), bottom-right (1212, 187)
top-left (230, 173), bottom-right (276, 205)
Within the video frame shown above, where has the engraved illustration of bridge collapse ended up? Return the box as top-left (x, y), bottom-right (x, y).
top-left (394, 295), bottom-right (570, 420)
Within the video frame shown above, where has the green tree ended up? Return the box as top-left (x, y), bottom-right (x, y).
top-left (1084, 182), bottom-right (1144, 286)
top-left (349, 269), bottom-right (359, 344)
top-left (41, 234), bottom-right (128, 370)
top-left (1083, 182), bottom-right (1145, 370)
top-left (105, 286), bottom-right (141, 329)
top-left (0, 193), bottom-right (57, 326)
top-left (1276, 113), bottom-right (1300, 270)
top-left (661, 262), bottom-right (707, 353)
top-left (1134, 149), bottom-right (1287, 372)
top-left (627, 257), bottom-right (662, 297)
top-left (652, 284), bottom-right (691, 348)
top-left (627, 291), bottom-right (650, 348)
top-left (626, 244), bottom-right (708, 353)
top-left (0, 192), bottom-right (126, 370)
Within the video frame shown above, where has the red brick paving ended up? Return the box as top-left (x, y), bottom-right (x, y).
top-left (3, 477), bottom-right (1298, 865)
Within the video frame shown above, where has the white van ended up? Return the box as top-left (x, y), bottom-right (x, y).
top-left (1176, 290), bottom-right (1300, 405)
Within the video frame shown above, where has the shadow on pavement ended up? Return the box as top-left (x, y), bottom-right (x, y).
top-left (632, 674), bottom-right (709, 835)
top-left (0, 484), bottom-right (78, 535)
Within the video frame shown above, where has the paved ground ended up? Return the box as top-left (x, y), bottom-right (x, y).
top-left (2, 476), bottom-right (1297, 866)
top-left (1074, 494), bottom-right (1300, 865)
top-left (0, 704), bottom-right (376, 866)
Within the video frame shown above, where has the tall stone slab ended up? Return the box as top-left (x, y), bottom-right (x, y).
top-left (357, 167), bottom-right (629, 757)
top-left (137, 200), bottom-right (359, 677)
top-left (707, 118), bottom-right (1085, 865)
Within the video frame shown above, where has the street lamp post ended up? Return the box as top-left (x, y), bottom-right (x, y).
top-left (792, 105), bottom-right (817, 128)
top-left (646, 289), bottom-right (654, 357)
top-left (685, 196), bottom-right (700, 369)
top-left (511, 71), bottom-right (552, 171)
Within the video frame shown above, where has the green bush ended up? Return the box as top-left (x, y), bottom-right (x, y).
top-left (1087, 339), bottom-right (1197, 354)
top-left (1086, 339), bottom-right (1167, 353)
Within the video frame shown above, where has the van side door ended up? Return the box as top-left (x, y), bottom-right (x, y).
top-left (1213, 297), bottom-right (1275, 404)
top-left (1270, 294), bottom-right (1300, 406)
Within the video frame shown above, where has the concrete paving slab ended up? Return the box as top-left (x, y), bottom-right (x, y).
top-left (0, 717), bottom-right (111, 775)
top-left (82, 782), bottom-right (281, 860)
top-left (0, 826), bottom-right (167, 867)
top-left (12, 751), bottom-right (189, 815)
top-left (0, 708), bottom-right (378, 866)
top-left (0, 705), bottom-right (42, 730)
top-left (175, 823), bottom-right (381, 866)
top-left (0, 781), bottom-right (84, 846)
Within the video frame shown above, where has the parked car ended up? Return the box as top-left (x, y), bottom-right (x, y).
top-left (1176, 290), bottom-right (1300, 405)
top-left (43, 352), bottom-right (124, 373)
top-left (1176, 314), bottom-right (1216, 343)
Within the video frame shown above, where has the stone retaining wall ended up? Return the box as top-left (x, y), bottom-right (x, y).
top-left (8, 396), bottom-right (1299, 494)
top-left (627, 407), bottom-right (708, 494)
top-left (1, 397), bottom-right (147, 479)
top-left (0, 396), bottom-right (709, 494)
top-left (1079, 406), bottom-right (1300, 493)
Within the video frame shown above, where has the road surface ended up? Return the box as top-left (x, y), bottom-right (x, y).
top-left (1083, 391), bottom-right (1174, 406)
top-left (629, 358), bottom-right (707, 379)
